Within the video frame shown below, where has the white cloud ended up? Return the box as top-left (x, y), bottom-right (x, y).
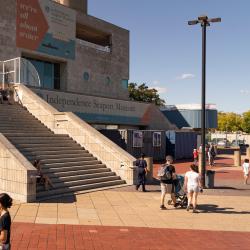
top-left (176, 73), bottom-right (195, 80)
top-left (154, 86), bottom-right (167, 94)
top-left (240, 89), bottom-right (250, 95)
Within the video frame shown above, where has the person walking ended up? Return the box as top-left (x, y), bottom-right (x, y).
top-left (0, 193), bottom-right (12, 250)
top-left (135, 153), bottom-right (148, 192)
top-left (193, 149), bottom-right (198, 164)
top-left (208, 144), bottom-right (216, 166)
top-left (158, 155), bottom-right (177, 210)
top-left (242, 159), bottom-right (249, 185)
top-left (184, 164), bottom-right (202, 213)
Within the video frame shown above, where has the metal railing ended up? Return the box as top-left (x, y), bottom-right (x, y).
top-left (0, 57), bottom-right (40, 88)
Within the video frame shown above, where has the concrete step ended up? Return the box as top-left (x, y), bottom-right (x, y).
top-left (15, 142), bottom-right (80, 148)
top-left (0, 118), bottom-right (43, 123)
top-left (0, 121), bottom-right (45, 125)
top-left (42, 172), bottom-right (116, 186)
top-left (6, 134), bottom-right (68, 138)
top-left (36, 179), bottom-right (126, 199)
top-left (42, 164), bottom-right (106, 173)
top-left (10, 142), bottom-right (80, 148)
top-left (39, 156), bottom-right (97, 164)
top-left (19, 146), bottom-right (84, 153)
top-left (0, 102), bottom-right (125, 201)
top-left (38, 175), bottom-right (121, 190)
top-left (10, 137), bottom-right (74, 142)
top-left (0, 130), bottom-right (51, 134)
top-left (22, 149), bottom-right (88, 156)
top-left (26, 152), bottom-right (93, 160)
top-left (42, 160), bottom-right (102, 169)
top-left (10, 139), bottom-right (78, 145)
top-left (45, 167), bottom-right (111, 177)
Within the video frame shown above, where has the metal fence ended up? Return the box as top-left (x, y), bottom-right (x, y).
top-left (0, 57), bottom-right (40, 88)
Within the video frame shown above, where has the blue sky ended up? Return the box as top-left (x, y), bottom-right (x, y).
top-left (88, 0), bottom-right (250, 113)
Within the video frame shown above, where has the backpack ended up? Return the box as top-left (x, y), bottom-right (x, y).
top-left (157, 165), bottom-right (172, 181)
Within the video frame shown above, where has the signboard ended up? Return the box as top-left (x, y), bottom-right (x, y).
top-left (133, 131), bottom-right (143, 148)
top-left (153, 132), bottom-right (161, 147)
top-left (16, 0), bottom-right (76, 59)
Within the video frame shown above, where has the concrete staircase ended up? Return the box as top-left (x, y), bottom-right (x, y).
top-left (0, 103), bottom-right (126, 200)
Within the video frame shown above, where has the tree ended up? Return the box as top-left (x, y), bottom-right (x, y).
top-left (128, 83), bottom-right (166, 106)
top-left (242, 110), bottom-right (250, 133)
top-left (217, 112), bottom-right (242, 132)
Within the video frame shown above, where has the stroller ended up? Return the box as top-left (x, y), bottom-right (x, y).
top-left (167, 175), bottom-right (188, 208)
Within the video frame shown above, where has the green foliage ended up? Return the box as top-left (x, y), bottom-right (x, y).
top-left (242, 110), bottom-right (250, 133)
top-left (128, 83), bottom-right (166, 106)
top-left (217, 111), bottom-right (248, 132)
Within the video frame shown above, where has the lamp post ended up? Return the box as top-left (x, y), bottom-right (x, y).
top-left (188, 16), bottom-right (221, 187)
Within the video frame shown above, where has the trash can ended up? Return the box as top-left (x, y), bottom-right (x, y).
top-left (205, 170), bottom-right (215, 188)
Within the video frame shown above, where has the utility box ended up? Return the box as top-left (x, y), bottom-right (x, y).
top-left (166, 131), bottom-right (198, 160)
top-left (100, 129), bottom-right (166, 161)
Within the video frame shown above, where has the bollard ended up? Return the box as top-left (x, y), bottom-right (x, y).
top-left (234, 151), bottom-right (241, 166)
top-left (145, 157), bottom-right (153, 182)
top-left (246, 147), bottom-right (250, 159)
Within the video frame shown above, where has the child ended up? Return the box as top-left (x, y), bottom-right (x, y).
top-left (242, 159), bottom-right (249, 185)
top-left (184, 164), bottom-right (202, 213)
top-left (193, 149), bottom-right (198, 164)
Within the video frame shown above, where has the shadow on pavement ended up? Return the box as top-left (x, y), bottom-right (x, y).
top-left (212, 186), bottom-right (250, 191)
top-left (39, 195), bottom-right (76, 203)
top-left (198, 204), bottom-right (250, 214)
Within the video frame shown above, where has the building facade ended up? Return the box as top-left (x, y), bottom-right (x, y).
top-left (161, 104), bottom-right (218, 129)
top-left (0, 0), bottom-right (173, 130)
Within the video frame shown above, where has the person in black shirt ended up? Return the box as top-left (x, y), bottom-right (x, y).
top-left (135, 153), bottom-right (148, 192)
top-left (159, 155), bottom-right (177, 210)
top-left (0, 193), bottom-right (12, 250)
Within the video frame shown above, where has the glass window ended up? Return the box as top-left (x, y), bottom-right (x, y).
top-left (121, 79), bottom-right (128, 89)
top-left (25, 57), bottom-right (60, 90)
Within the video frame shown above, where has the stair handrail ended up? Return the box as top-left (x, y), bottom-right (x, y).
top-left (0, 57), bottom-right (41, 88)
top-left (65, 112), bottom-right (136, 166)
top-left (16, 84), bottom-right (137, 184)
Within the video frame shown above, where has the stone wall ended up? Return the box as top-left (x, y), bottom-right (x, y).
top-left (0, 134), bottom-right (37, 202)
top-left (0, 0), bottom-right (129, 100)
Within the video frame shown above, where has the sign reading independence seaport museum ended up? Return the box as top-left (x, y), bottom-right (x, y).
top-left (16, 0), bottom-right (76, 59)
top-left (32, 88), bottom-right (152, 125)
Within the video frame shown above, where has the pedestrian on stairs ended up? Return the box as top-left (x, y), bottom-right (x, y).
top-left (135, 153), bottom-right (148, 192)
top-left (33, 160), bottom-right (54, 191)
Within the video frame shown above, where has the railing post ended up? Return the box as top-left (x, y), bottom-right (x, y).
top-left (3, 62), bottom-right (4, 89)
top-left (14, 59), bottom-right (16, 83)
top-left (19, 58), bottom-right (21, 84)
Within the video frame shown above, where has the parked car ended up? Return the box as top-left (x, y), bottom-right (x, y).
top-left (231, 139), bottom-right (248, 147)
top-left (217, 139), bottom-right (230, 147)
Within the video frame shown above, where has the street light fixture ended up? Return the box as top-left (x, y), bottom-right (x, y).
top-left (188, 15), bottom-right (221, 188)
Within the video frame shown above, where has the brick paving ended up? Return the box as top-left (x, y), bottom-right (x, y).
top-left (11, 223), bottom-right (250, 250)
top-left (7, 155), bottom-right (250, 249)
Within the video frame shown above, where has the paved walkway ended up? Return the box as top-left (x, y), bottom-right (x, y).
top-left (11, 223), bottom-right (250, 250)
top-left (8, 156), bottom-right (250, 249)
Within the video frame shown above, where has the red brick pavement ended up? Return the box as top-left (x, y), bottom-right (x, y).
top-left (11, 222), bottom-right (250, 250)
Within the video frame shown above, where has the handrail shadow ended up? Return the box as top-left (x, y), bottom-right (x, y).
top-left (198, 204), bottom-right (250, 214)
